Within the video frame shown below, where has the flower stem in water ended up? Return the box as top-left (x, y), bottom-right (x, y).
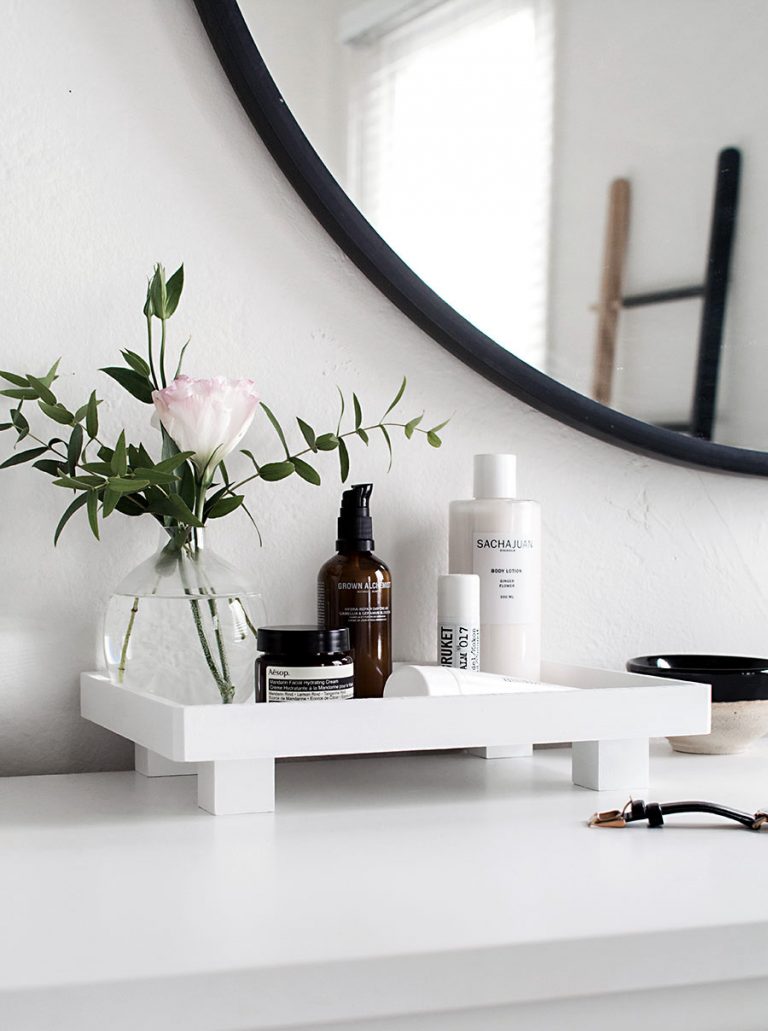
top-left (117, 596), bottom-right (140, 684)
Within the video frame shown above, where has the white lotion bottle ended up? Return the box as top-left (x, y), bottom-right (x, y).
top-left (449, 454), bottom-right (541, 679)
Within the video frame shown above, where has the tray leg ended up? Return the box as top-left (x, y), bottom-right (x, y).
top-left (571, 738), bottom-right (649, 791)
top-left (135, 745), bottom-right (196, 777)
top-left (197, 758), bottom-right (275, 815)
top-left (467, 744), bottom-right (533, 759)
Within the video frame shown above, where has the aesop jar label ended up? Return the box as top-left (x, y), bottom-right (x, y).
top-left (472, 533), bottom-right (540, 625)
top-left (266, 664), bottom-right (354, 702)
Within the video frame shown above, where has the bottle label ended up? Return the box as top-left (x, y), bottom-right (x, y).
top-left (338, 580), bottom-right (391, 624)
top-left (439, 623), bottom-right (480, 671)
top-left (472, 532), bottom-right (540, 625)
top-left (266, 664), bottom-right (354, 702)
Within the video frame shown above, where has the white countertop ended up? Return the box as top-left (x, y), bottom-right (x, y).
top-left (2, 741), bottom-right (768, 1030)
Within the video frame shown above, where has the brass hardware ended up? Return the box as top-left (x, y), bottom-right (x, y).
top-left (588, 809), bottom-right (627, 828)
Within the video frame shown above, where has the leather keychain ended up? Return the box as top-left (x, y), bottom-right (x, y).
top-left (589, 798), bottom-right (768, 831)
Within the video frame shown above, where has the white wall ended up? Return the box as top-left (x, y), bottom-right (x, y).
top-left (549, 0), bottom-right (768, 440)
top-left (2, 0), bottom-right (768, 776)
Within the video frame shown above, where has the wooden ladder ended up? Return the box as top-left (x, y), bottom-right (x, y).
top-left (592, 147), bottom-right (740, 439)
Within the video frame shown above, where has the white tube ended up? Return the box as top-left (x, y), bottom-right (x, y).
top-left (437, 573), bottom-right (480, 672)
top-left (385, 665), bottom-right (575, 697)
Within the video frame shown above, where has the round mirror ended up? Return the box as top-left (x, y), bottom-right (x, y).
top-left (196, 0), bottom-right (768, 474)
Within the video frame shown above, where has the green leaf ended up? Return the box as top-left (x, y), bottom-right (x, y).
top-left (356, 427), bottom-right (369, 446)
top-left (128, 443), bottom-right (154, 468)
top-left (153, 451), bottom-right (195, 473)
top-left (202, 485), bottom-right (228, 509)
top-left (38, 401), bottom-right (74, 425)
top-left (25, 375), bottom-right (56, 405)
top-left (260, 403), bottom-right (290, 458)
top-left (41, 358), bottom-right (60, 388)
top-left (297, 418), bottom-right (317, 452)
top-left (336, 386), bottom-right (345, 435)
top-left (0, 371), bottom-right (28, 387)
top-left (97, 444), bottom-right (114, 462)
top-left (81, 461), bottom-right (113, 476)
top-left (164, 264), bottom-right (184, 318)
top-left (382, 376), bottom-right (407, 419)
top-left (106, 476), bottom-right (150, 493)
top-left (160, 423), bottom-right (178, 460)
top-left (179, 462), bottom-right (196, 510)
top-left (404, 414), bottom-right (423, 439)
top-left (165, 492), bottom-right (202, 526)
top-left (102, 487), bottom-right (121, 518)
top-left (427, 431), bottom-right (442, 448)
top-left (86, 489), bottom-right (100, 540)
top-left (121, 349), bottom-right (151, 377)
top-left (259, 460), bottom-right (295, 481)
top-left (133, 467), bottom-right (180, 486)
top-left (207, 494), bottom-right (244, 518)
top-left (54, 492), bottom-right (89, 545)
top-left (428, 418), bottom-right (451, 434)
top-left (353, 393), bottom-right (363, 430)
top-left (10, 409), bottom-right (29, 440)
top-left (85, 391), bottom-right (99, 439)
top-left (338, 438), bottom-right (350, 483)
top-left (101, 366), bottom-right (154, 404)
top-left (111, 431), bottom-right (127, 476)
top-left (174, 338), bottom-right (191, 378)
top-left (67, 424), bottom-right (83, 475)
top-left (33, 459), bottom-right (65, 476)
top-left (149, 264), bottom-right (167, 321)
top-left (73, 403), bottom-right (88, 424)
top-left (241, 449), bottom-right (259, 472)
top-left (315, 433), bottom-right (339, 451)
top-left (378, 424), bottom-right (393, 472)
top-left (53, 474), bottom-right (105, 490)
top-left (0, 423), bottom-right (11, 432)
top-left (1, 388), bottom-right (37, 401)
top-left (239, 499), bottom-right (263, 546)
top-left (220, 460), bottom-right (231, 486)
top-left (0, 446), bottom-right (48, 469)
top-left (116, 495), bottom-right (148, 517)
top-left (143, 488), bottom-right (201, 526)
top-left (292, 457), bottom-right (321, 485)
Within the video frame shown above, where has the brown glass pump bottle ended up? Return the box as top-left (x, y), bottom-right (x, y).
top-left (317, 484), bottom-right (392, 698)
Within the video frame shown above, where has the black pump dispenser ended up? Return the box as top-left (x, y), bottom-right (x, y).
top-left (336, 483), bottom-right (374, 551)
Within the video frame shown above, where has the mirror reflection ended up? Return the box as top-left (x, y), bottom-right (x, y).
top-left (242, 0), bottom-right (768, 448)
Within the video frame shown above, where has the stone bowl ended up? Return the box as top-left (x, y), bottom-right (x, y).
top-left (626, 655), bottom-right (768, 755)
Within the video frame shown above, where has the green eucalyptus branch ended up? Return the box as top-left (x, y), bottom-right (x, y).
top-left (231, 378), bottom-right (450, 494)
top-left (0, 263), bottom-right (449, 548)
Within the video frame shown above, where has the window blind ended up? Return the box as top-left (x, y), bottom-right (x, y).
top-left (346, 0), bottom-right (553, 366)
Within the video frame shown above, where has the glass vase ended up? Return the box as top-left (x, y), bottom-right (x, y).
top-left (103, 528), bottom-right (266, 704)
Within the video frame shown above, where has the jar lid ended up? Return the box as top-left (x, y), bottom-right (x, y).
top-left (257, 625), bottom-right (351, 655)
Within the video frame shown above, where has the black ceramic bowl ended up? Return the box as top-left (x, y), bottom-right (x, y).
top-left (626, 655), bottom-right (768, 703)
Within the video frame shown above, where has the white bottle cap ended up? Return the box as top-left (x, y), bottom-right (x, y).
top-left (473, 454), bottom-right (516, 499)
top-left (438, 574), bottom-right (480, 625)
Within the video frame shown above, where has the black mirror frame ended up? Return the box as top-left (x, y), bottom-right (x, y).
top-left (193, 0), bottom-right (768, 476)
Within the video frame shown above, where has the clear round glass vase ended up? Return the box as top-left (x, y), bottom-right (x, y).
top-left (103, 528), bottom-right (266, 704)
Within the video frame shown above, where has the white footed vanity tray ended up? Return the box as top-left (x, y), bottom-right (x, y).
top-left (81, 662), bottom-right (710, 815)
